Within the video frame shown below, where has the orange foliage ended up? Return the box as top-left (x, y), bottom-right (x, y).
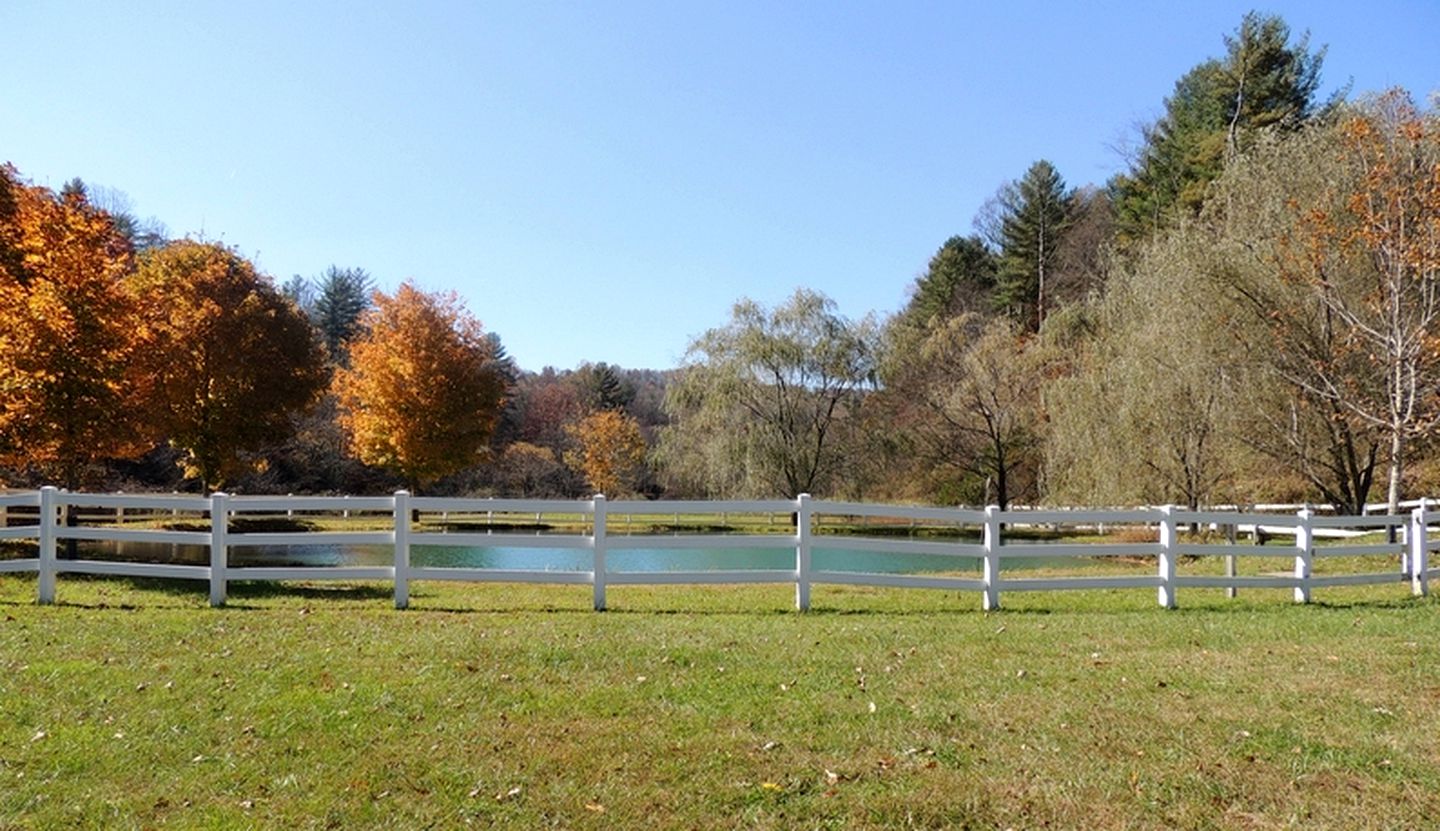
top-left (565, 409), bottom-right (647, 496)
top-left (1277, 90), bottom-right (1440, 511)
top-left (0, 165), bottom-right (153, 487)
top-left (131, 240), bottom-right (328, 490)
top-left (518, 377), bottom-right (583, 448)
top-left (1334, 95), bottom-right (1440, 285)
top-left (335, 282), bottom-right (506, 489)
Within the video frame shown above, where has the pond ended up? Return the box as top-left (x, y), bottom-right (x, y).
top-left (63, 537), bottom-right (1095, 574)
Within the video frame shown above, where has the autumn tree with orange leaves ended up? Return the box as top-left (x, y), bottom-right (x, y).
top-left (0, 165), bottom-right (154, 488)
top-left (132, 240), bottom-right (328, 491)
top-left (1274, 92), bottom-right (1440, 514)
top-left (565, 409), bottom-right (647, 496)
top-left (335, 282), bottom-right (507, 490)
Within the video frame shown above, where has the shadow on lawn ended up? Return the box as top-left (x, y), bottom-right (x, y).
top-left (224, 581), bottom-right (394, 604)
top-left (0, 573), bottom-right (393, 609)
top-left (2, 572), bottom-right (1433, 616)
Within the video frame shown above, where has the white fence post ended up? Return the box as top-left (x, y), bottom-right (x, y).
top-left (1225, 516), bottom-right (1238, 598)
top-left (1157, 506), bottom-right (1177, 609)
top-left (209, 492), bottom-right (228, 607)
top-left (982, 505), bottom-right (1000, 611)
top-left (1410, 504), bottom-right (1429, 597)
top-left (1294, 508), bottom-right (1313, 604)
top-left (1400, 516), bottom-right (1411, 578)
top-left (592, 494), bottom-right (607, 611)
top-left (795, 494), bottom-right (811, 612)
top-left (394, 491), bottom-right (411, 609)
top-left (37, 486), bottom-right (58, 605)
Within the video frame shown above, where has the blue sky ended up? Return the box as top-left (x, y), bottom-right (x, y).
top-left (3, 1), bottom-right (1436, 371)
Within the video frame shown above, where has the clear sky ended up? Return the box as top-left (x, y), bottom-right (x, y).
top-left (3, 1), bottom-right (1436, 371)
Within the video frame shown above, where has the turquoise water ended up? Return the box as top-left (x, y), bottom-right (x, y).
top-left (70, 538), bottom-right (1090, 574)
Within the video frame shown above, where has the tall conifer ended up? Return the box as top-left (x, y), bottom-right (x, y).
top-left (994, 160), bottom-right (1070, 331)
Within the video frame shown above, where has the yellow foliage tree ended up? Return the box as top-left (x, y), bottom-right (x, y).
top-left (0, 165), bottom-right (153, 487)
top-left (131, 240), bottom-right (328, 490)
top-left (565, 409), bottom-right (647, 496)
top-left (335, 282), bottom-right (506, 489)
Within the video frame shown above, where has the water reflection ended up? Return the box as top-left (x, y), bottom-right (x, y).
top-left (69, 539), bottom-right (1092, 574)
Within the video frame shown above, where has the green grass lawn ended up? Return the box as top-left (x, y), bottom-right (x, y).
top-left (2, 573), bottom-right (1438, 829)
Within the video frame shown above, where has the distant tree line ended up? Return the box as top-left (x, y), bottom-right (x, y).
top-left (0, 171), bottom-right (671, 497)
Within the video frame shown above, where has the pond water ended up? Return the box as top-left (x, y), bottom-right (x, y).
top-left (65, 538), bottom-right (1093, 574)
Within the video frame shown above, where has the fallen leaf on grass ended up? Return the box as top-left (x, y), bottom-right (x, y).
top-left (760, 782), bottom-right (783, 793)
top-left (585, 803), bottom-right (605, 813)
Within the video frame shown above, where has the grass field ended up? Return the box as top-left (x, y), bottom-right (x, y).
top-left (2, 572), bottom-right (1438, 829)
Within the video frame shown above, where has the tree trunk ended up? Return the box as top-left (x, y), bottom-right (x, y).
top-left (995, 457), bottom-right (1009, 512)
top-left (63, 503), bottom-right (79, 560)
top-left (1387, 427), bottom-right (1404, 516)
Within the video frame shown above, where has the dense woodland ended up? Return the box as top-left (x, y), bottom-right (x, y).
top-left (2, 13), bottom-right (1437, 512)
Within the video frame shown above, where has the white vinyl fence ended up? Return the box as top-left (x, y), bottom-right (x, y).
top-left (0, 488), bottom-right (1435, 611)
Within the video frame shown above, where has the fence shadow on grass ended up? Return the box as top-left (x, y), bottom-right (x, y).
top-left (0, 573), bottom-right (213, 610)
top-left (3, 571), bottom-right (1435, 616)
top-left (0, 573), bottom-right (394, 610)
top-left (224, 580), bottom-right (394, 604)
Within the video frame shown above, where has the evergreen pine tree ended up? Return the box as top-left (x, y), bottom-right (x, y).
top-left (311, 266), bottom-right (374, 364)
top-left (575, 362), bottom-right (631, 412)
top-left (903, 235), bottom-right (997, 328)
top-left (1111, 12), bottom-right (1332, 244)
top-left (994, 160), bottom-right (1070, 331)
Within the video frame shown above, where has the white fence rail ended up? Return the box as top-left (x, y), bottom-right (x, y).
top-left (0, 488), bottom-right (1435, 610)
